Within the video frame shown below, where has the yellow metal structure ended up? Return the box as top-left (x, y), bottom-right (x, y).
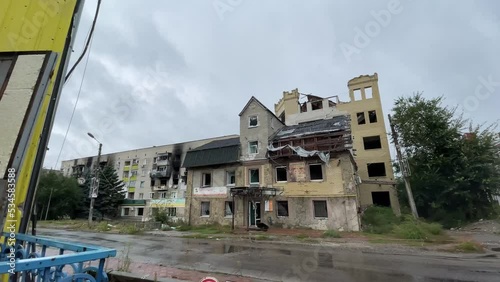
top-left (0, 0), bottom-right (78, 234)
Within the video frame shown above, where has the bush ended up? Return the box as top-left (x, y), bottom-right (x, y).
top-left (322, 230), bottom-right (341, 238)
top-left (153, 209), bottom-right (171, 225)
top-left (393, 222), bottom-right (427, 240)
top-left (420, 222), bottom-right (443, 235)
top-left (119, 224), bottom-right (142, 235)
top-left (362, 206), bottom-right (400, 234)
top-left (454, 241), bottom-right (484, 253)
top-left (96, 221), bottom-right (110, 232)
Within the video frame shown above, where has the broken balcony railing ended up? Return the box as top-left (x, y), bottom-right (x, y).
top-left (0, 232), bottom-right (116, 281)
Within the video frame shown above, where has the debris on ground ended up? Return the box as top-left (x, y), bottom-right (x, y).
top-left (461, 220), bottom-right (500, 233)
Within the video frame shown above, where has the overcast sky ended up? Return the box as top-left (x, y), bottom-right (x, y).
top-left (44, 0), bottom-right (500, 169)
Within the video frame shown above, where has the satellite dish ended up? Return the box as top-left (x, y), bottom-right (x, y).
top-left (78, 178), bottom-right (86, 185)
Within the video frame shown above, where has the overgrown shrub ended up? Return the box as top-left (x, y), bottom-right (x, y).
top-left (393, 222), bottom-right (427, 240)
top-left (420, 222), bottom-right (443, 235)
top-left (362, 206), bottom-right (401, 234)
top-left (96, 221), bottom-right (110, 232)
top-left (119, 224), bottom-right (142, 235)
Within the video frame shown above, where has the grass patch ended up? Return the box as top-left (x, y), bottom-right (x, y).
top-left (453, 241), bottom-right (485, 253)
top-left (295, 234), bottom-right (309, 240)
top-left (322, 230), bottom-right (341, 238)
top-left (118, 224), bottom-right (142, 235)
top-left (95, 221), bottom-right (111, 232)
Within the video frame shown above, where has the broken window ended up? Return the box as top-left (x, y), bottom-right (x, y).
top-left (160, 179), bottom-right (167, 185)
top-left (276, 167), bottom-right (287, 182)
top-left (249, 169), bottom-right (259, 185)
top-left (364, 87), bottom-right (373, 99)
top-left (313, 200), bottom-right (328, 218)
top-left (309, 164), bottom-right (323, 180)
top-left (202, 173), bottom-right (212, 187)
top-left (249, 115), bottom-right (258, 127)
top-left (369, 110), bottom-right (377, 123)
top-left (367, 162), bottom-right (386, 177)
top-left (123, 208), bottom-right (130, 216)
top-left (140, 181), bottom-right (145, 188)
top-left (353, 89), bottom-right (362, 101)
top-left (137, 208), bottom-right (144, 216)
top-left (138, 193), bottom-right (144, 199)
top-left (363, 136), bottom-right (382, 150)
top-left (248, 141), bottom-right (258, 154)
top-left (227, 171), bottom-right (236, 186)
top-left (277, 201), bottom-right (289, 217)
top-left (357, 112), bottom-right (366, 125)
top-left (225, 201), bottom-right (234, 217)
top-left (201, 202), bottom-right (210, 216)
top-left (160, 192), bottom-right (167, 199)
top-left (150, 180), bottom-right (155, 186)
top-left (124, 160), bottom-right (131, 166)
top-left (372, 191), bottom-right (391, 207)
top-left (311, 100), bottom-right (323, 110)
top-left (128, 192), bottom-right (134, 199)
top-left (149, 192), bottom-right (155, 199)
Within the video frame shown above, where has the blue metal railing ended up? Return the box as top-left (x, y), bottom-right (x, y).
top-left (0, 232), bottom-right (116, 281)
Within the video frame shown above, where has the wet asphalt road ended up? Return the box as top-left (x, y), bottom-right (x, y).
top-left (37, 229), bottom-right (500, 282)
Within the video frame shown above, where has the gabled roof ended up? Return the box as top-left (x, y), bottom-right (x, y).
top-left (272, 115), bottom-right (350, 140)
top-left (182, 137), bottom-right (240, 168)
top-left (239, 96), bottom-right (285, 125)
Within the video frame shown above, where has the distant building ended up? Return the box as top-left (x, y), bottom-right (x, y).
top-left (61, 135), bottom-right (238, 221)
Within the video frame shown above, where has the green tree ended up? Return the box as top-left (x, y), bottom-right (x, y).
top-left (392, 93), bottom-right (500, 227)
top-left (36, 170), bottom-right (84, 220)
top-left (90, 164), bottom-right (125, 219)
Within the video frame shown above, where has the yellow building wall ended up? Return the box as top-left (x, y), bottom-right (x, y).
top-left (0, 0), bottom-right (79, 235)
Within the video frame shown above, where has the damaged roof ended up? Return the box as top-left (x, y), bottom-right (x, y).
top-left (182, 137), bottom-right (240, 168)
top-left (272, 115), bottom-right (350, 140)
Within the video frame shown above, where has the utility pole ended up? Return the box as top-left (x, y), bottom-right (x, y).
top-left (388, 114), bottom-right (419, 219)
top-left (45, 187), bottom-right (53, 220)
top-left (88, 141), bottom-right (102, 226)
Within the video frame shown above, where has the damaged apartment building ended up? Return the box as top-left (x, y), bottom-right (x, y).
top-left (60, 135), bottom-right (237, 221)
top-left (184, 73), bottom-right (399, 231)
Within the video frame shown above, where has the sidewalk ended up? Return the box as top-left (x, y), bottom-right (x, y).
top-left (104, 258), bottom-right (258, 282)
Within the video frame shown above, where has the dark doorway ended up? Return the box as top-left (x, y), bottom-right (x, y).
top-left (372, 191), bottom-right (391, 207)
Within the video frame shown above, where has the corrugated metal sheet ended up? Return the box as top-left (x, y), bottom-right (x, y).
top-left (273, 115), bottom-right (350, 140)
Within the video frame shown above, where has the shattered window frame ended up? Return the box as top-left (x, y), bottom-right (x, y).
top-left (309, 163), bottom-right (323, 181)
top-left (277, 201), bottom-right (289, 217)
top-left (357, 112), bottom-right (366, 125)
top-left (249, 115), bottom-right (259, 127)
top-left (202, 172), bottom-right (212, 187)
top-left (225, 201), bottom-right (234, 217)
top-left (201, 201), bottom-right (210, 216)
top-left (226, 171), bottom-right (236, 186)
top-left (369, 110), bottom-right (378, 123)
top-left (275, 166), bottom-right (287, 182)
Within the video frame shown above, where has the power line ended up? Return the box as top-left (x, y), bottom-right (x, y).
top-left (65, 0), bottom-right (102, 83)
top-left (53, 34), bottom-right (95, 169)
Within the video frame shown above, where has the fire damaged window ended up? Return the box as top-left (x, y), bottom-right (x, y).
top-left (309, 164), bottom-right (323, 180)
top-left (201, 202), bottom-right (210, 216)
top-left (357, 112), bottom-right (366, 125)
top-left (249, 169), bottom-right (259, 185)
top-left (363, 136), bottom-right (382, 150)
top-left (202, 173), bottom-right (212, 187)
top-left (277, 201), bottom-right (289, 217)
top-left (249, 115), bottom-right (258, 127)
top-left (369, 110), bottom-right (377, 123)
top-left (313, 200), bottom-right (328, 218)
top-left (137, 208), bottom-right (144, 216)
top-left (276, 167), bottom-right (287, 182)
top-left (225, 201), bottom-right (234, 217)
top-left (367, 162), bottom-right (386, 177)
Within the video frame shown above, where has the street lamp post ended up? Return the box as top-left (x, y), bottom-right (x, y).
top-left (87, 132), bottom-right (102, 226)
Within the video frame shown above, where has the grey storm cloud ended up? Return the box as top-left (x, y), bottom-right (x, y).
top-left (45, 0), bottom-right (500, 169)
